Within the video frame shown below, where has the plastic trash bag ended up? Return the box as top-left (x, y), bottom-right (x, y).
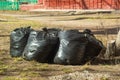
top-left (54, 30), bottom-right (87, 65)
top-left (23, 28), bottom-right (60, 63)
top-left (83, 29), bottom-right (104, 62)
top-left (54, 29), bottom-right (104, 65)
top-left (10, 26), bottom-right (32, 57)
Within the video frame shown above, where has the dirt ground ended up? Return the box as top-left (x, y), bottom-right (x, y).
top-left (1, 11), bottom-right (120, 29)
top-left (0, 11), bottom-right (120, 80)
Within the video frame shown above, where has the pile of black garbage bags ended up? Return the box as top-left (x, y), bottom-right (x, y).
top-left (10, 26), bottom-right (104, 65)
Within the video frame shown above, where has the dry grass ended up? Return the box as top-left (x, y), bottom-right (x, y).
top-left (95, 35), bottom-right (117, 46)
top-left (0, 12), bottom-right (120, 80)
top-left (0, 15), bottom-right (46, 36)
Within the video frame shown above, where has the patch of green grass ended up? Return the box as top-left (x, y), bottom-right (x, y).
top-left (0, 61), bottom-right (4, 65)
top-left (20, 71), bottom-right (40, 77)
top-left (13, 58), bottom-right (24, 63)
top-left (9, 66), bottom-right (18, 71)
top-left (0, 65), bottom-right (9, 75)
top-left (36, 63), bottom-right (50, 71)
top-left (62, 67), bottom-right (72, 73)
top-left (81, 64), bottom-right (89, 70)
top-left (100, 77), bottom-right (109, 80)
top-left (0, 69), bottom-right (6, 75)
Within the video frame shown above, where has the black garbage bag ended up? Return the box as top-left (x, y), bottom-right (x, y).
top-left (23, 28), bottom-right (60, 63)
top-left (54, 29), bottom-right (104, 65)
top-left (54, 30), bottom-right (88, 65)
top-left (10, 26), bottom-right (32, 57)
top-left (83, 29), bottom-right (104, 62)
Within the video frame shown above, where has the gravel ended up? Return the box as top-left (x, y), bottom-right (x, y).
top-left (49, 70), bottom-right (111, 80)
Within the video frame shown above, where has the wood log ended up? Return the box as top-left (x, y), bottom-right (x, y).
top-left (115, 30), bottom-right (120, 56)
top-left (104, 40), bottom-right (116, 59)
